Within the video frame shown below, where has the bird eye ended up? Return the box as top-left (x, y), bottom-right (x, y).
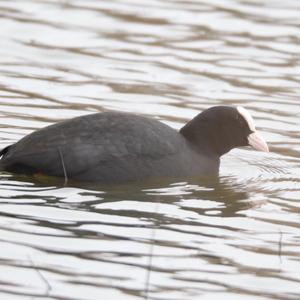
top-left (236, 115), bottom-right (245, 127)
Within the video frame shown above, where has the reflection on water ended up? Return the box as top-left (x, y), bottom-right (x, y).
top-left (0, 0), bottom-right (300, 299)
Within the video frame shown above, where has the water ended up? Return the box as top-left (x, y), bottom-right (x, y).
top-left (0, 0), bottom-right (300, 299)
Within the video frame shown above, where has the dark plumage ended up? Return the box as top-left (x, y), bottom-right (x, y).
top-left (0, 106), bottom-right (268, 183)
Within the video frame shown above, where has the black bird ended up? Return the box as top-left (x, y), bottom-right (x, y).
top-left (0, 106), bottom-right (268, 183)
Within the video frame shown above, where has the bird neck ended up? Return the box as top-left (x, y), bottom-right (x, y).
top-left (179, 117), bottom-right (232, 157)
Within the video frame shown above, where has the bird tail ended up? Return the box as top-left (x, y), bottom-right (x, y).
top-left (0, 145), bottom-right (11, 158)
top-left (0, 145), bottom-right (11, 170)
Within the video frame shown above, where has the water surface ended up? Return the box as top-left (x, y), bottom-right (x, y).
top-left (0, 0), bottom-right (300, 299)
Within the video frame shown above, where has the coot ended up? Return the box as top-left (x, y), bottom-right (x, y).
top-left (0, 106), bottom-right (268, 183)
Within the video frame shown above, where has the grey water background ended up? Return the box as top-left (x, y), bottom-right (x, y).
top-left (0, 0), bottom-right (300, 299)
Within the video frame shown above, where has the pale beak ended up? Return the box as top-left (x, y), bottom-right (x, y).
top-left (247, 131), bottom-right (269, 152)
